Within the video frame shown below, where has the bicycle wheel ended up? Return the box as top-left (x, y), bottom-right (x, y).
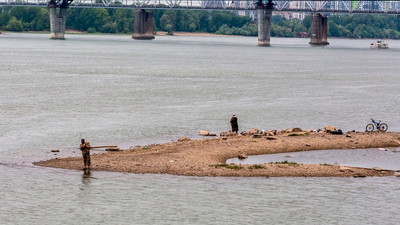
top-left (366, 124), bottom-right (374, 132)
top-left (379, 123), bottom-right (388, 132)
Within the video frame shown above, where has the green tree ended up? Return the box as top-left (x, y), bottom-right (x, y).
top-left (165, 24), bottom-right (173, 35)
top-left (87, 27), bottom-right (96, 33)
top-left (0, 11), bottom-right (11, 29)
top-left (5, 16), bottom-right (23, 31)
top-left (67, 8), bottom-right (109, 31)
top-left (160, 14), bottom-right (171, 31)
top-left (198, 10), bottom-right (210, 32)
top-left (301, 15), bottom-right (312, 29)
top-left (100, 22), bottom-right (117, 33)
top-left (189, 23), bottom-right (196, 32)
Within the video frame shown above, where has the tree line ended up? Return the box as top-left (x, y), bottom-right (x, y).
top-left (1, 6), bottom-right (400, 39)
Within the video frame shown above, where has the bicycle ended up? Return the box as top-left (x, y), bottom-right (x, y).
top-left (366, 118), bottom-right (388, 132)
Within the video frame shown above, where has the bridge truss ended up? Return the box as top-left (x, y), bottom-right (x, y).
top-left (1, 0), bottom-right (399, 15)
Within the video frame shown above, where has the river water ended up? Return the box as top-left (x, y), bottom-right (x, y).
top-left (1, 33), bottom-right (400, 224)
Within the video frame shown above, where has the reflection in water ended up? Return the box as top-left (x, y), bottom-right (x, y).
top-left (78, 170), bottom-right (98, 206)
top-left (82, 170), bottom-right (92, 185)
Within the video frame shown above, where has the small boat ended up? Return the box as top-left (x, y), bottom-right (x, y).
top-left (370, 40), bottom-right (389, 49)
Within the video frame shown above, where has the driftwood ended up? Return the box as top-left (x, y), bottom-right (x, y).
top-left (90, 145), bottom-right (118, 149)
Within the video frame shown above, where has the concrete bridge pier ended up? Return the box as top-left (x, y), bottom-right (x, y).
top-left (309, 13), bottom-right (329, 45)
top-left (132, 9), bottom-right (155, 40)
top-left (48, 0), bottom-right (67, 39)
top-left (257, 0), bottom-right (274, 46)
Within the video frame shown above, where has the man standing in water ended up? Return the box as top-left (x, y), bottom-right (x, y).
top-left (80, 139), bottom-right (91, 170)
top-left (230, 115), bottom-right (239, 134)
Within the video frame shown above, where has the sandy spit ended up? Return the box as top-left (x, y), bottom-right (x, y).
top-left (34, 132), bottom-right (400, 177)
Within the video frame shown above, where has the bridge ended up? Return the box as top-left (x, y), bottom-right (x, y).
top-left (1, 0), bottom-right (400, 45)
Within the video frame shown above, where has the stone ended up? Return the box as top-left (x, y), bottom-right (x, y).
top-left (208, 133), bottom-right (217, 136)
top-left (306, 129), bottom-right (313, 133)
top-left (220, 132), bottom-right (227, 137)
top-left (240, 131), bottom-right (248, 136)
top-left (373, 167), bottom-right (382, 171)
top-left (51, 148), bottom-right (60, 152)
top-left (330, 130), bottom-right (343, 135)
top-left (105, 147), bottom-right (120, 151)
top-left (324, 126), bottom-right (336, 132)
top-left (292, 127), bottom-right (303, 132)
top-left (346, 134), bottom-right (352, 138)
top-left (267, 132), bottom-right (275, 136)
top-left (238, 154), bottom-right (248, 159)
top-left (340, 166), bottom-right (352, 172)
top-left (305, 144), bottom-right (310, 147)
top-left (378, 148), bottom-right (386, 151)
top-left (252, 134), bottom-right (262, 138)
top-left (220, 137), bottom-right (227, 140)
top-left (266, 137), bottom-right (277, 140)
top-left (249, 128), bottom-right (259, 135)
top-left (262, 130), bottom-right (271, 136)
top-left (278, 129), bottom-right (286, 134)
top-left (226, 131), bottom-right (237, 136)
top-left (178, 137), bottom-right (191, 142)
top-left (199, 130), bottom-right (209, 136)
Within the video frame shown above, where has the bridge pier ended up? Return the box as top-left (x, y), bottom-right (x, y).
top-left (48, 0), bottom-right (67, 39)
top-left (132, 9), bottom-right (154, 40)
top-left (309, 13), bottom-right (329, 46)
top-left (257, 0), bottom-right (274, 46)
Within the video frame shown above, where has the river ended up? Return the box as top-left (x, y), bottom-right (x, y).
top-left (1, 33), bottom-right (400, 224)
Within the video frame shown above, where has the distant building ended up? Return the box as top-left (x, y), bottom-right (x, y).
top-left (289, 1), bottom-right (306, 20)
top-left (237, 1), bottom-right (257, 20)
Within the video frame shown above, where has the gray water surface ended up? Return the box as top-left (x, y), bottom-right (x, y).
top-left (1, 33), bottom-right (400, 224)
top-left (227, 148), bottom-right (400, 170)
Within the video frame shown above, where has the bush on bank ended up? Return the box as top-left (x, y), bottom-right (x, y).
top-left (0, 6), bottom-right (400, 39)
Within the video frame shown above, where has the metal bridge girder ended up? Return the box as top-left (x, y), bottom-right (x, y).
top-left (1, 0), bottom-right (400, 14)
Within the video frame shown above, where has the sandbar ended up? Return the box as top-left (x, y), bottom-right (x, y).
top-left (34, 131), bottom-right (400, 177)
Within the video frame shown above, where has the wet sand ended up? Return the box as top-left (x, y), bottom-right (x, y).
top-left (34, 132), bottom-right (400, 177)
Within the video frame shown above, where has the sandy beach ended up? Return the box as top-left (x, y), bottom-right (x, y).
top-left (156, 31), bottom-right (228, 36)
top-left (34, 130), bottom-right (400, 177)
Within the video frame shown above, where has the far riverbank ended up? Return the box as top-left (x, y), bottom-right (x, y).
top-left (2, 30), bottom-right (397, 40)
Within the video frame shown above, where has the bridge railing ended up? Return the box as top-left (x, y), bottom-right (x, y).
top-left (0, 0), bottom-right (399, 14)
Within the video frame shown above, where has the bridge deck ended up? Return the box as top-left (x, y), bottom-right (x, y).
top-left (1, 0), bottom-right (399, 15)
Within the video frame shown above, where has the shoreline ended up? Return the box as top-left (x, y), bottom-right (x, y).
top-left (155, 31), bottom-right (229, 37)
top-left (2, 31), bottom-right (398, 40)
top-left (34, 131), bottom-right (400, 177)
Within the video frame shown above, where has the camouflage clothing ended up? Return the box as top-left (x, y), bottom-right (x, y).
top-left (80, 141), bottom-right (91, 168)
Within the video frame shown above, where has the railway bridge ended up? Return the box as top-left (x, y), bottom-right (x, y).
top-left (1, 0), bottom-right (400, 45)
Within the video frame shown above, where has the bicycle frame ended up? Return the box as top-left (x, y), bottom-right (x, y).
top-left (371, 118), bottom-right (381, 129)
